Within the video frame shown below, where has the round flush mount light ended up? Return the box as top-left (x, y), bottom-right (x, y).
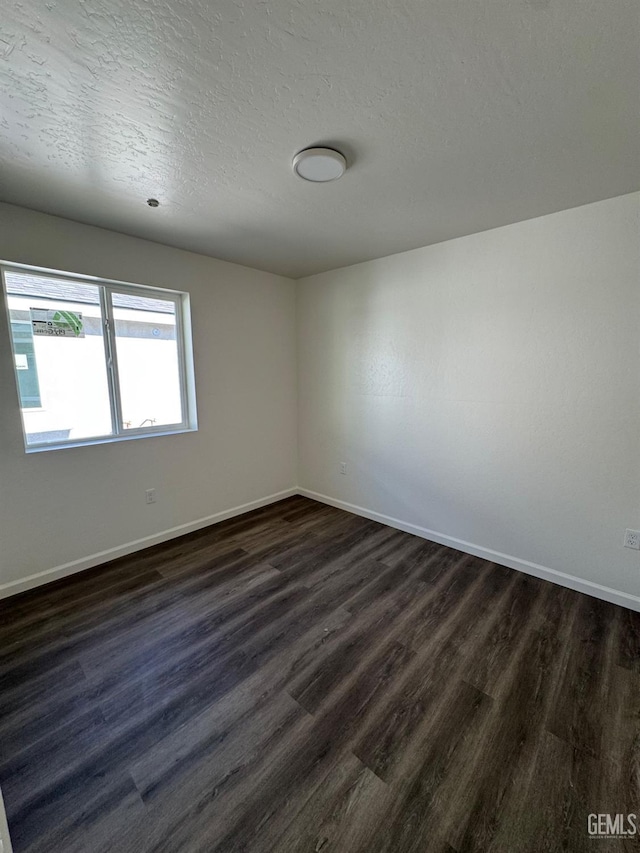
top-left (147, 198), bottom-right (160, 207)
top-left (292, 147), bottom-right (346, 182)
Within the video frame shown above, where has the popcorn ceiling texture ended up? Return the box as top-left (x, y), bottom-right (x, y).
top-left (0, 0), bottom-right (638, 277)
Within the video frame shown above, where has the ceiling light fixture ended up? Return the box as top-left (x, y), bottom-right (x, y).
top-left (292, 147), bottom-right (346, 182)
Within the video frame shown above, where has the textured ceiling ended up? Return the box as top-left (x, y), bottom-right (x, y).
top-left (1, 0), bottom-right (638, 278)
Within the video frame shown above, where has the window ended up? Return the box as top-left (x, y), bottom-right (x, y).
top-left (2, 264), bottom-right (197, 451)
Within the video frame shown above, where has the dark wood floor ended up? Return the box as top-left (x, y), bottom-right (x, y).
top-left (1, 496), bottom-right (639, 853)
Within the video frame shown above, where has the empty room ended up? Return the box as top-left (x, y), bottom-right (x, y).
top-left (0, 1), bottom-right (639, 851)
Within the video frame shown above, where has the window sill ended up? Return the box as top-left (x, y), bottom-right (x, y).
top-left (25, 426), bottom-right (198, 453)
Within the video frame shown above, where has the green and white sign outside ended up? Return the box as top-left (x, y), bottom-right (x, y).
top-left (30, 308), bottom-right (84, 338)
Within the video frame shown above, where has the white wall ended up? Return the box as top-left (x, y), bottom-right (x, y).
top-left (297, 193), bottom-right (640, 607)
top-left (0, 203), bottom-right (297, 595)
top-left (2, 194), bottom-right (639, 608)
top-left (0, 784), bottom-right (13, 853)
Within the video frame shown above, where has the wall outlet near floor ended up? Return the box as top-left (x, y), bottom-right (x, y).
top-left (145, 488), bottom-right (157, 504)
top-left (623, 529), bottom-right (640, 550)
top-left (339, 462), bottom-right (347, 475)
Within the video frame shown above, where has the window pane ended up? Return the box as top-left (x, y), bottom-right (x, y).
top-left (5, 272), bottom-right (113, 445)
top-left (111, 292), bottom-right (183, 430)
top-left (11, 320), bottom-right (41, 408)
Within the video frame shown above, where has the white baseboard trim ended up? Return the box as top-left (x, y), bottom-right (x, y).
top-left (5, 484), bottom-right (639, 614)
top-left (299, 488), bottom-right (640, 614)
top-left (0, 487), bottom-right (298, 600)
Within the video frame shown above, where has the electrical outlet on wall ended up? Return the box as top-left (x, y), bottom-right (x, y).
top-left (145, 488), bottom-right (157, 504)
top-left (623, 529), bottom-right (640, 550)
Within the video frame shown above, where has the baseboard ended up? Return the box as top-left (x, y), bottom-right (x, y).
top-left (0, 487), bottom-right (298, 600)
top-left (298, 488), bottom-right (640, 614)
top-left (5, 484), bottom-right (639, 614)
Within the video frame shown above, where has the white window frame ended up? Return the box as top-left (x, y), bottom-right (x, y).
top-left (1, 261), bottom-right (198, 452)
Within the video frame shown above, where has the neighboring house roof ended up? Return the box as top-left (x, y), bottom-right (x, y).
top-left (4, 273), bottom-right (175, 314)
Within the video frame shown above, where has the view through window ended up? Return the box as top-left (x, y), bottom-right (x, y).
top-left (3, 267), bottom-right (195, 449)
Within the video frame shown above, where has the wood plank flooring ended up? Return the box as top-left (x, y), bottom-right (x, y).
top-left (0, 496), bottom-right (638, 852)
